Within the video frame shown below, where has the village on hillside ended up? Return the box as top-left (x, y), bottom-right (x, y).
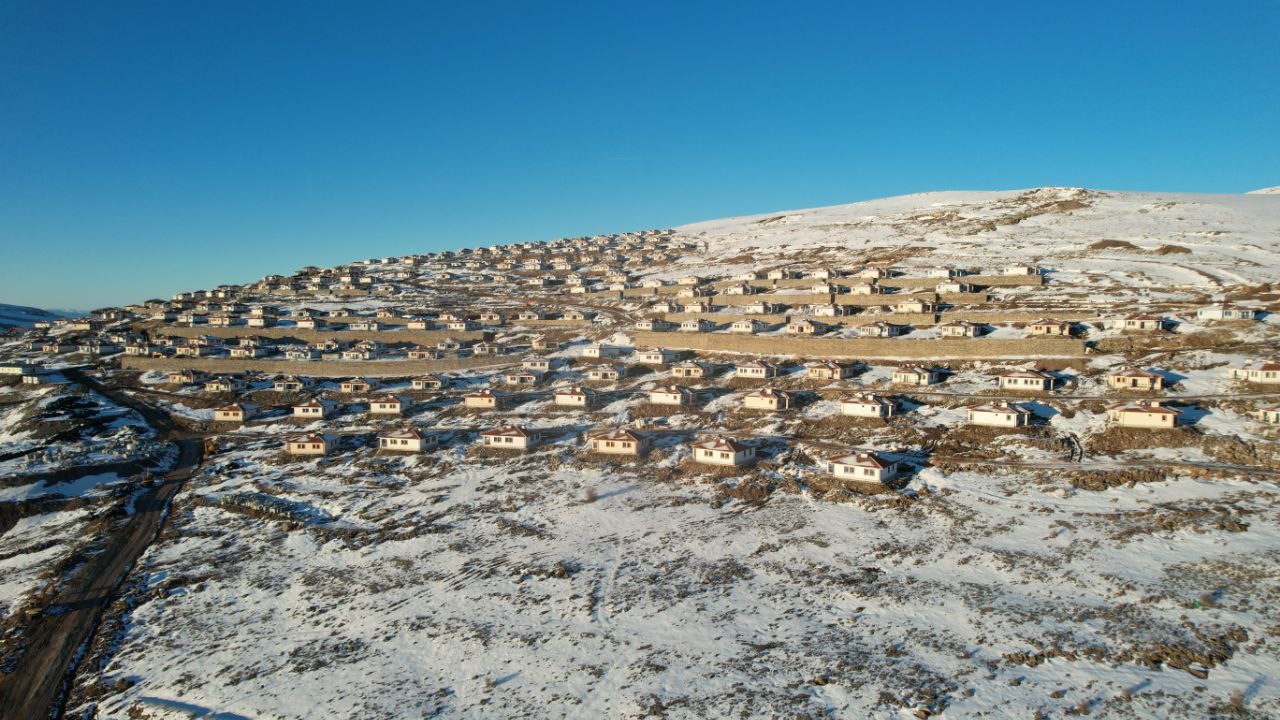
top-left (4, 188), bottom-right (1280, 718)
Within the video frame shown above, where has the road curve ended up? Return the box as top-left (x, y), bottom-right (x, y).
top-left (0, 368), bottom-right (203, 720)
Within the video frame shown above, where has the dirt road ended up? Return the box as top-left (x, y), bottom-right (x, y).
top-left (0, 369), bottom-right (203, 720)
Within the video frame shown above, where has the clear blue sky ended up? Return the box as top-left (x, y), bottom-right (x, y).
top-left (1, 1), bottom-right (1276, 310)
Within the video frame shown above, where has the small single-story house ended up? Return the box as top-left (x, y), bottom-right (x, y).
top-left (635, 319), bottom-right (675, 332)
top-left (940, 320), bottom-right (982, 338)
top-left (582, 343), bottom-right (623, 359)
top-left (555, 386), bottom-right (598, 407)
top-left (1107, 368), bottom-right (1165, 391)
top-left (997, 369), bottom-right (1055, 392)
top-left (730, 319), bottom-right (766, 334)
top-left (522, 356), bottom-right (553, 372)
top-left (292, 400), bottom-right (332, 420)
top-left (286, 435), bottom-right (330, 456)
top-left (745, 301), bottom-right (785, 314)
top-left (464, 389), bottom-right (505, 409)
top-left (1121, 314), bottom-right (1164, 333)
top-left (1027, 319), bottom-right (1072, 337)
top-left (503, 369), bottom-right (542, 386)
top-left (840, 394), bottom-right (894, 419)
top-left (586, 365), bottom-right (625, 382)
top-left (1002, 264), bottom-right (1040, 276)
top-left (892, 366), bottom-right (941, 386)
top-left (787, 319), bottom-right (829, 335)
top-left (858, 321), bottom-right (907, 338)
top-left (369, 395), bottom-right (405, 415)
top-left (671, 361), bottom-right (711, 379)
top-left (894, 299), bottom-right (936, 314)
top-left (480, 425), bottom-right (542, 451)
top-left (1230, 362), bottom-right (1280, 385)
top-left (636, 347), bottom-right (678, 365)
top-left (588, 428), bottom-right (650, 456)
top-left (806, 360), bottom-right (857, 380)
top-left (412, 375), bottom-right (449, 391)
top-left (274, 376), bottom-right (306, 392)
top-left (341, 378), bottom-right (374, 394)
top-left (848, 283), bottom-right (886, 295)
top-left (936, 281), bottom-right (974, 294)
top-left (968, 402), bottom-right (1032, 428)
top-left (742, 388), bottom-right (793, 411)
top-left (1107, 401), bottom-right (1181, 428)
top-left (649, 385), bottom-right (695, 406)
top-left (1196, 305), bottom-right (1258, 322)
top-left (827, 452), bottom-right (901, 484)
top-left (1252, 404), bottom-right (1280, 424)
top-left (213, 404), bottom-right (246, 423)
top-left (378, 428), bottom-right (436, 452)
top-left (736, 360), bottom-right (780, 379)
top-left (680, 319), bottom-right (715, 332)
top-left (808, 303), bottom-right (849, 317)
top-left (689, 437), bottom-right (756, 466)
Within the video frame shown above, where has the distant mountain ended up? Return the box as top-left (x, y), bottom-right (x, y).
top-left (0, 303), bottom-right (70, 329)
top-left (1247, 186), bottom-right (1280, 194)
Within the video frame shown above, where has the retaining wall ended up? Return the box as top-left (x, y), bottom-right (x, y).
top-left (121, 355), bottom-right (511, 378)
top-left (628, 332), bottom-right (1086, 359)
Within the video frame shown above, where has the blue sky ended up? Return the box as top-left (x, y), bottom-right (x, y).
top-left (1, 1), bottom-right (1276, 309)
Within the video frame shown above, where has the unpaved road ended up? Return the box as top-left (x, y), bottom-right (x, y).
top-left (0, 368), bottom-right (203, 720)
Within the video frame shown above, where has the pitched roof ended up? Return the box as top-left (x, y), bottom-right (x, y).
top-left (590, 428), bottom-right (645, 443)
top-left (481, 425), bottom-right (535, 438)
top-left (829, 452), bottom-right (890, 469)
top-left (690, 436), bottom-right (751, 453)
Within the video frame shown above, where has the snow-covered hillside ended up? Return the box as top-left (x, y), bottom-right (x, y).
top-left (666, 187), bottom-right (1280, 288)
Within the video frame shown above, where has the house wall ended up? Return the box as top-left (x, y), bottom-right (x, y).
top-left (970, 411), bottom-right (1025, 427)
top-left (1112, 411), bottom-right (1177, 428)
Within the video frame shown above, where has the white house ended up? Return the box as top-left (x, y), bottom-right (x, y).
top-left (1230, 361), bottom-right (1280, 385)
top-left (588, 428), bottom-right (650, 456)
top-left (680, 319), bottom-right (714, 332)
top-left (858, 321), bottom-right (907, 338)
top-left (1107, 401), bottom-right (1181, 428)
top-left (742, 388), bottom-right (793, 411)
top-left (480, 425), bottom-right (541, 451)
top-left (1107, 368), bottom-right (1165, 391)
top-left (582, 343), bottom-right (623, 359)
top-left (213, 404), bottom-right (246, 423)
top-left (369, 395), bottom-right (405, 415)
top-left (730, 319), bottom-right (765, 334)
top-left (892, 366), bottom-right (941, 386)
top-left (736, 360), bottom-right (780, 379)
top-left (555, 386), bottom-right (598, 407)
top-left (689, 437), bottom-right (756, 467)
top-left (1121, 314), bottom-right (1164, 333)
top-left (840, 394), bottom-right (895, 419)
top-left (1002, 264), bottom-right (1041, 276)
top-left (586, 365), bottom-right (625, 382)
top-left (1196, 305), bottom-right (1258, 322)
top-left (997, 369), bottom-right (1055, 392)
top-left (806, 360), bottom-right (857, 380)
top-left (1027, 319), bottom-right (1073, 337)
top-left (826, 452), bottom-right (901, 485)
top-left (649, 385), bottom-right (695, 406)
top-left (968, 402), bottom-right (1032, 428)
top-left (464, 389), bottom-right (505, 409)
top-left (286, 434), bottom-right (330, 456)
top-left (292, 400), bottom-right (331, 420)
top-left (636, 347), bottom-right (678, 365)
top-left (940, 320), bottom-right (982, 338)
top-left (377, 428), bottom-right (436, 452)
